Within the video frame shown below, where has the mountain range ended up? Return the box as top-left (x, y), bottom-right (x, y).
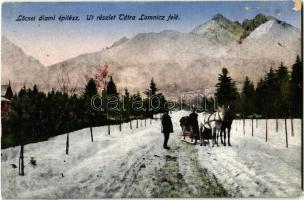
top-left (2, 13), bottom-right (301, 98)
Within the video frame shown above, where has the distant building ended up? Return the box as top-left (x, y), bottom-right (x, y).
top-left (1, 81), bottom-right (13, 117)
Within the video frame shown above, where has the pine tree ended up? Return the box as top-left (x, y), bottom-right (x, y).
top-left (264, 67), bottom-right (278, 117)
top-left (83, 79), bottom-right (98, 117)
top-left (123, 88), bottom-right (131, 109)
top-left (124, 88), bottom-right (130, 99)
top-left (241, 76), bottom-right (255, 116)
top-left (255, 78), bottom-right (265, 115)
top-left (144, 78), bottom-right (159, 97)
top-left (144, 78), bottom-right (163, 117)
top-left (84, 79), bottom-right (98, 98)
top-left (106, 76), bottom-right (118, 96)
top-left (122, 88), bottom-right (131, 120)
top-left (132, 92), bottom-right (143, 117)
top-left (265, 67), bottom-right (276, 88)
top-left (275, 63), bottom-right (290, 117)
top-left (215, 68), bottom-right (238, 107)
top-left (290, 56), bottom-right (303, 117)
top-left (276, 62), bottom-right (289, 82)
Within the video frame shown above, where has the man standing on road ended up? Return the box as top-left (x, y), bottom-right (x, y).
top-left (161, 110), bottom-right (173, 149)
top-left (189, 107), bottom-right (200, 144)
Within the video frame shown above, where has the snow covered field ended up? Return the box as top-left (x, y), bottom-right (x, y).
top-left (1, 111), bottom-right (302, 198)
top-left (196, 115), bottom-right (302, 197)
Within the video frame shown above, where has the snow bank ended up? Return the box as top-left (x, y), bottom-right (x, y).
top-left (1, 119), bottom-right (164, 198)
top-left (195, 118), bottom-right (302, 197)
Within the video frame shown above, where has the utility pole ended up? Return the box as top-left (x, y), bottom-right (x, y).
top-left (214, 96), bottom-right (216, 111)
top-left (204, 88), bottom-right (209, 111)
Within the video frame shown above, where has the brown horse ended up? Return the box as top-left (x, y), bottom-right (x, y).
top-left (220, 106), bottom-right (236, 146)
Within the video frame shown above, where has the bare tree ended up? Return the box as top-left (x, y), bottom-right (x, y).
top-left (57, 65), bottom-right (79, 95)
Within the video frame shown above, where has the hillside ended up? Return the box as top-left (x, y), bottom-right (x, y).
top-left (1, 37), bottom-right (45, 88)
top-left (2, 14), bottom-right (301, 96)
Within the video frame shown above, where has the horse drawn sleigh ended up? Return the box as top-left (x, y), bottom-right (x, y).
top-left (179, 107), bottom-right (234, 146)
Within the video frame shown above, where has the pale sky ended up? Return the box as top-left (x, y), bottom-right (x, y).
top-left (2, 1), bottom-right (301, 66)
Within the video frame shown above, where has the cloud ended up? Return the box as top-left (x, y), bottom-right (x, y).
top-left (244, 6), bottom-right (252, 11)
top-left (243, 6), bottom-right (260, 12)
top-left (274, 8), bottom-right (283, 16)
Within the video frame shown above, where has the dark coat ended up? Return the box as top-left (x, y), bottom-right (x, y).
top-left (189, 112), bottom-right (199, 136)
top-left (161, 113), bottom-right (173, 133)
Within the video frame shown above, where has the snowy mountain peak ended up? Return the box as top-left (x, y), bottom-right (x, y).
top-left (253, 20), bottom-right (278, 35)
top-left (239, 13), bottom-right (274, 42)
top-left (192, 14), bottom-right (237, 34)
top-left (191, 14), bottom-right (244, 44)
top-left (247, 19), bottom-right (299, 39)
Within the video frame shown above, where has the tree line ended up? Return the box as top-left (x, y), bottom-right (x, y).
top-left (2, 77), bottom-right (167, 149)
top-left (215, 56), bottom-right (302, 119)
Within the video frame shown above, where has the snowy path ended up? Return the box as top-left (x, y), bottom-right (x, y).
top-left (1, 111), bottom-right (302, 198)
top-left (1, 111), bottom-right (226, 198)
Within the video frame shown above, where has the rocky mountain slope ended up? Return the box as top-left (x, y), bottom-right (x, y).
top-left (192, 14), bottom-right (244, 44)
top-left (2, 37), bottom-right (46, 88)
top-left (239, 13), bottom-right (274, 42)
top-left (2, 14), bottom-right (301, 97)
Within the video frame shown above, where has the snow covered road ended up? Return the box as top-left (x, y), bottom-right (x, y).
top-left (1, 111), bottom-right (226, 198)
top-left (1, 111), bottom-right (302, 198)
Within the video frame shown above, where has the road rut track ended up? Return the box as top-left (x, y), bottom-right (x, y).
top-left (107, 134), bottom-right (229, 198)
